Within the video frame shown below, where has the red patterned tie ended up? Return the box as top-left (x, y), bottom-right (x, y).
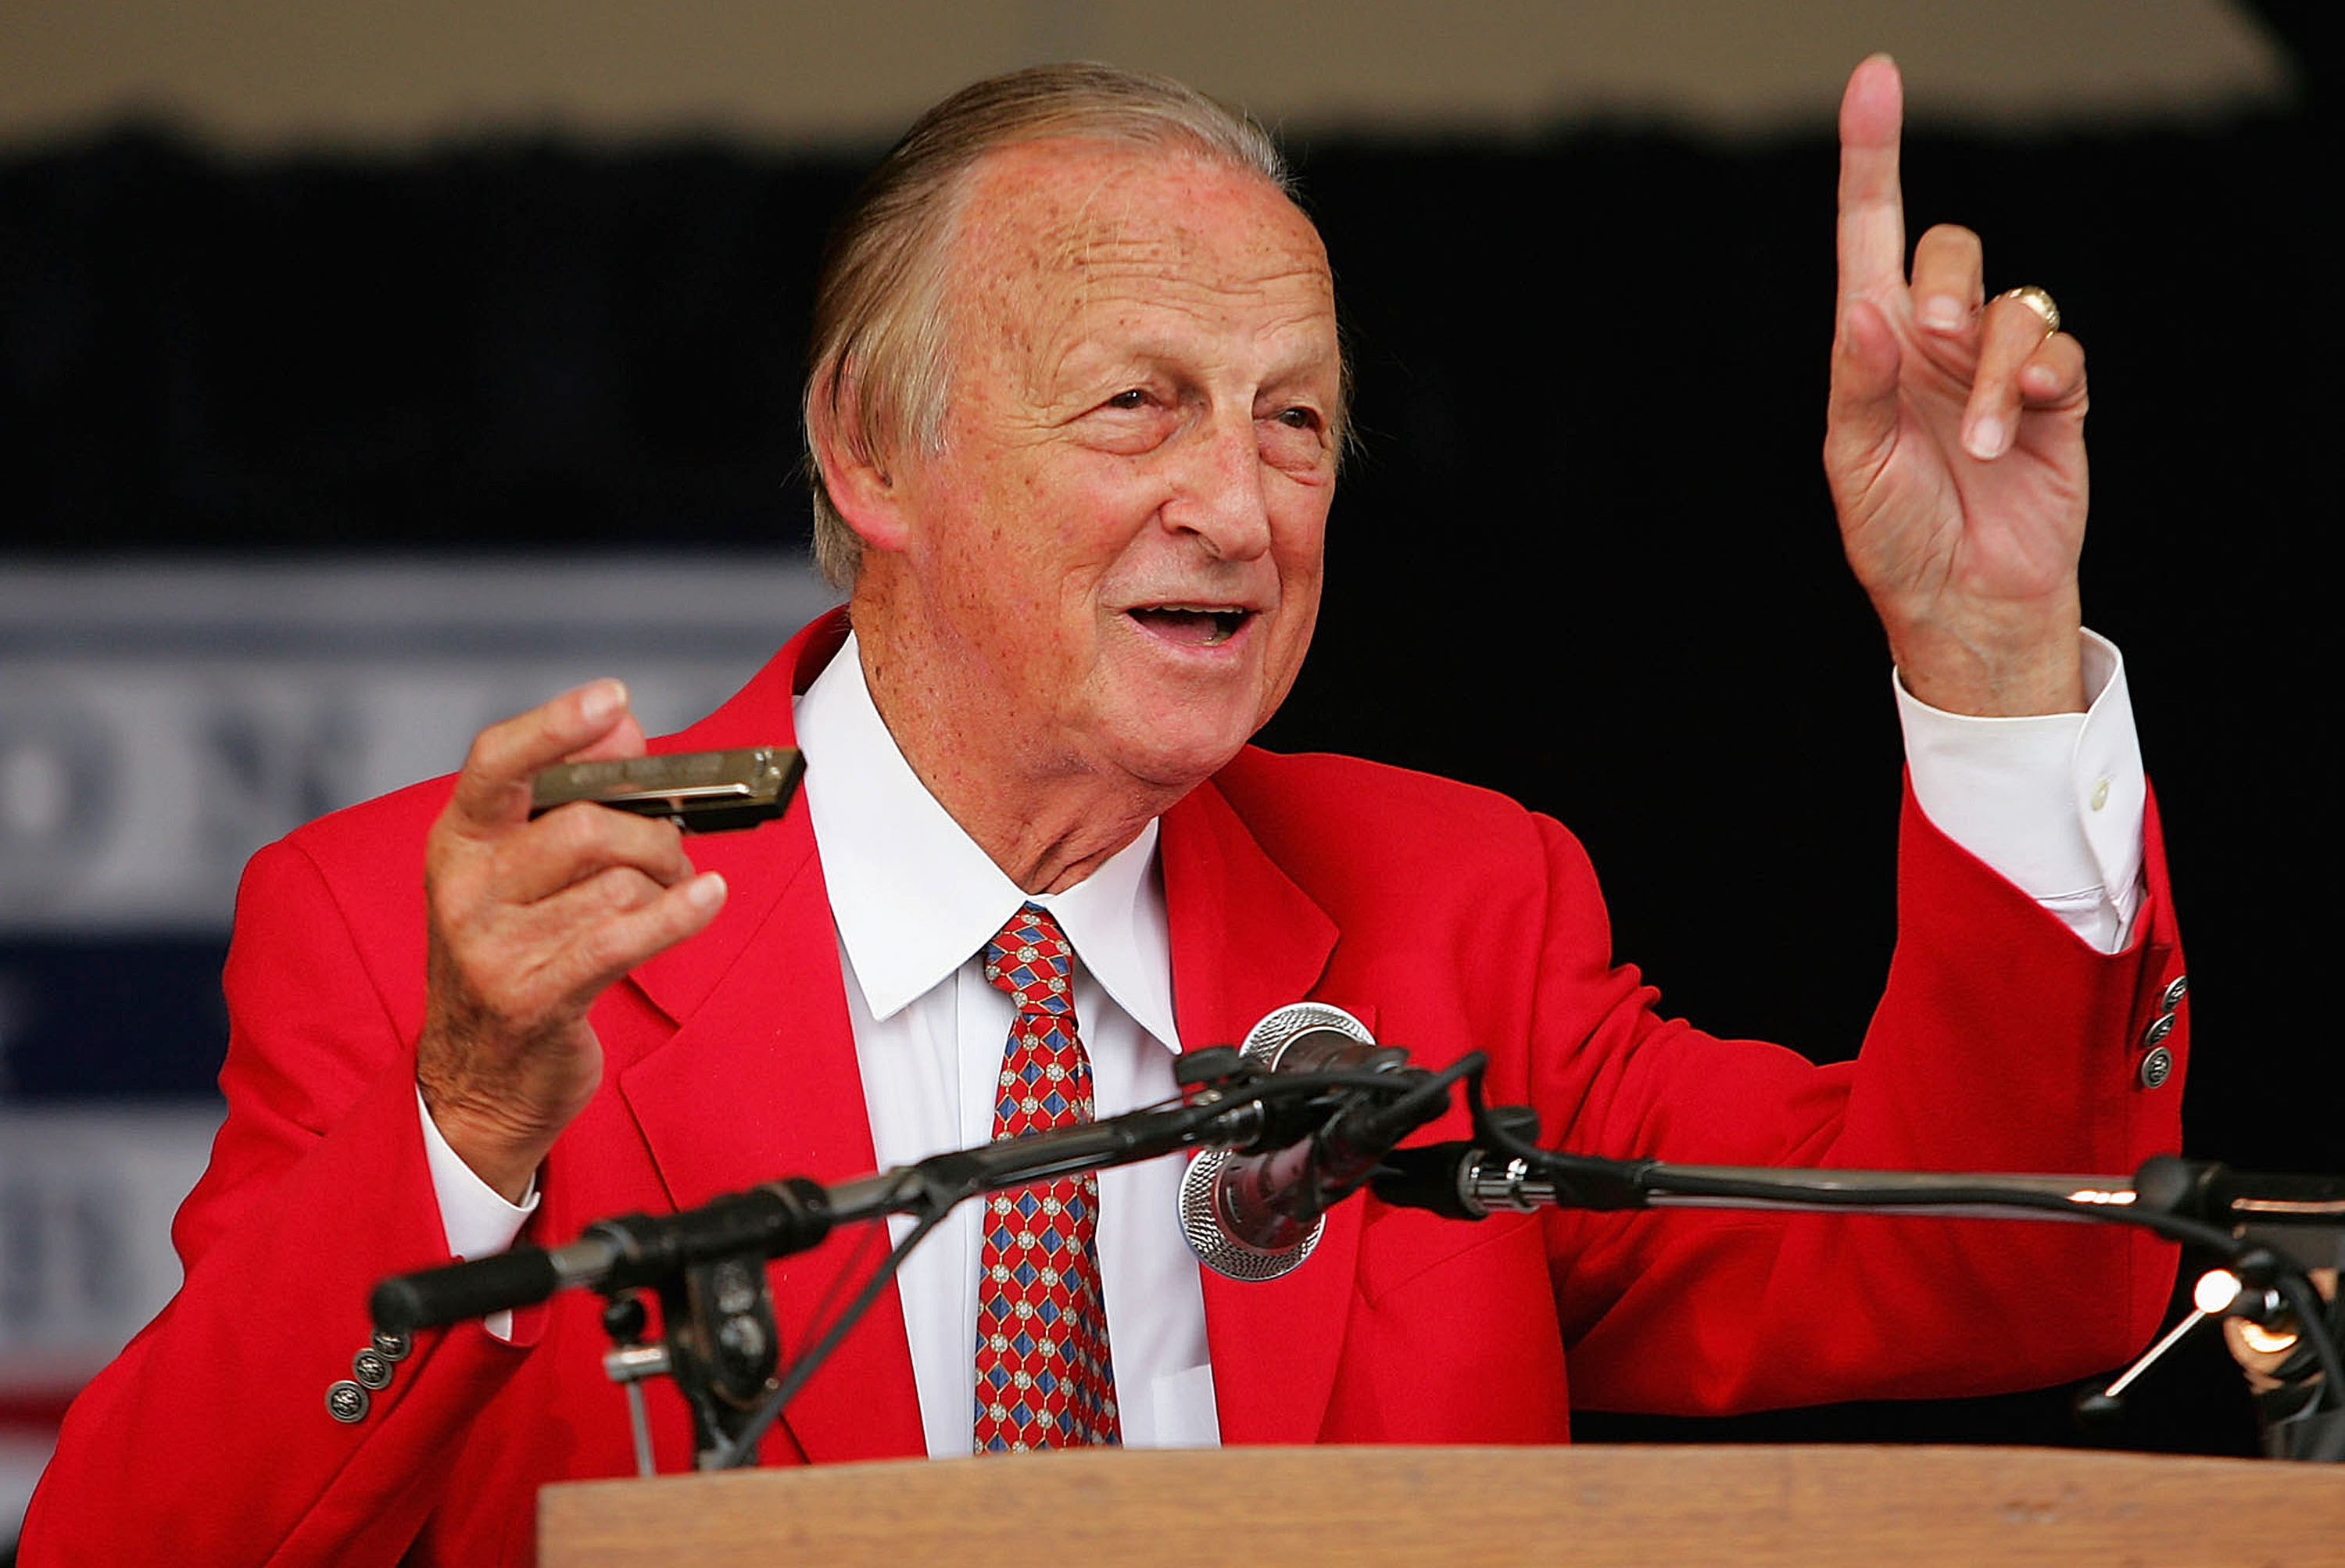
top-left (972, 902), bottom-right (1122, 1451)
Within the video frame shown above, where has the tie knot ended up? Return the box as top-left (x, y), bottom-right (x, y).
top-left (983, 902), bottom-right (1074, 1013)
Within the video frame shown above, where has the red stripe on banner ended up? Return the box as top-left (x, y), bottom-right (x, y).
top-left (0, 1388), bottom-right (81, 1429)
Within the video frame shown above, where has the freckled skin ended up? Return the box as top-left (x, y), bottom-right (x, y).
top-left (836, 140), bottom-right (1342, 893)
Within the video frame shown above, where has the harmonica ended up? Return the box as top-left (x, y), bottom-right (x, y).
top-left (528, 746), bottom-right (804, 833)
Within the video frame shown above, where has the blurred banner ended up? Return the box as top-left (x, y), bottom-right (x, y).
top-left (0, 1104), bottom-right (223, 1534)
top-left (0, 556), bottom-right (836, 936)
top-left (0, 552), bottom-right (833, 1541)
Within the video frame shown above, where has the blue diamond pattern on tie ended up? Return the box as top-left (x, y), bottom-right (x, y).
top-left (972, 903), bottom-right (1121, 1452)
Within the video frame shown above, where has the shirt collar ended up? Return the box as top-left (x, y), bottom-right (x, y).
top-left (793, 632), bottom-right (1179, 1049)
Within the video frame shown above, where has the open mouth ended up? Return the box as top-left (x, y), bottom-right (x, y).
top-left (1127, 605), bottom-right (1252, 646)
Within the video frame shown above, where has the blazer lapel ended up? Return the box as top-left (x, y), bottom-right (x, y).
top-left (1160, 775), bottom-right (1362, 1446)
top-left (622, 611), bottom-right (843, 1032)
top-left (618, 610), bottom-right (926, 1463)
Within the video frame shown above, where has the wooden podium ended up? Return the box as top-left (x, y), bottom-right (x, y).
top-left (539, 1443), bottom-right (2344, 1566)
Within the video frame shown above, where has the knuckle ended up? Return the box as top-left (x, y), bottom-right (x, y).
top-left (540, 800), bottom-right (596, 854)
top-left (593, 866), bottom-right (657, 913)
top-left (537, 800), bottom-right (621, 869)
top-left (462, 720), bottom-right (518, 781)
top-left (619, 816), bottom-right (693, 884)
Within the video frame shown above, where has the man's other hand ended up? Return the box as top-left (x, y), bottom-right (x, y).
top-left (415, 680), bottom-right (727, 1202)
top-left (1824, 54), bottom-right (2091, 718)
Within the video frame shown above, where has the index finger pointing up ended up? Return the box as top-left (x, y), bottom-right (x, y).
top-left (1838, 54), bottom-right (1908, 308)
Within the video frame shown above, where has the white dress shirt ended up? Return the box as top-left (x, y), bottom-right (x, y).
top-left (792, 633), bottom-right (1216, 1455)
top-left (422, 625), bottom-right (2149, 1452)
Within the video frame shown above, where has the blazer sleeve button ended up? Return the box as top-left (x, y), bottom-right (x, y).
top-left (352, 1348), bottom-right (395, 1391)
top-left (326, 1380), bottom-right (371, 1423)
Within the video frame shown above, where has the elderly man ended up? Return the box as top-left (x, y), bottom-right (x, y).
top-left (24, 56), bottom-right (2184, 1566)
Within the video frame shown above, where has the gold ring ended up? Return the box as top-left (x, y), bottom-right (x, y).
top-left (1999, 285), bottom-right (2061, 336)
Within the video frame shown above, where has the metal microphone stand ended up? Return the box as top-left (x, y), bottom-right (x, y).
top-left (1371, 1077), bottom-right (2345, 1462)
top-left (371, 1047), bottom-right (1448, 1472)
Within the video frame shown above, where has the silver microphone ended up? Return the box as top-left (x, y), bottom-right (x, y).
top-left (1178, 1002), bottom-right (1409, 1280)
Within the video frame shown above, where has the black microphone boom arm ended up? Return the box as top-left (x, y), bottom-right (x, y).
top-left (371, 1099), bottom-right (1235, 1336)
top-left (1371, 1133), bottom-right (2345, 1465)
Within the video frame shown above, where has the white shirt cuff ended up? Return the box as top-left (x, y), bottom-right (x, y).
top-left (1895, 628), bottom-right (2146, 954)
top-left (417, 1086), bottom-right (539, 1337)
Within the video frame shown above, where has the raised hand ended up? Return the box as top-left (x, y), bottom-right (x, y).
top-left (416, 680), bottom-right (727, 1201)
top-left (1824, 54), bottom-right (2090, 718)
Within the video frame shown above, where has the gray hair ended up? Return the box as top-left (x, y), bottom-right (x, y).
top-left (801, 63), bottom-right (1302, 587)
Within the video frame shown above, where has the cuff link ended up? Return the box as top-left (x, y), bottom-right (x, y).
top-left (326, 1380), bottom-right (371, 1423)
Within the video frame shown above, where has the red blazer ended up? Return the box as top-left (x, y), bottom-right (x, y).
top-left (23, 610), bottom-right (2189, 1566)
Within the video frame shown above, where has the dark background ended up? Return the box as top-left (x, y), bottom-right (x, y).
top-left (2, 9), bottom-right (2336, 1461)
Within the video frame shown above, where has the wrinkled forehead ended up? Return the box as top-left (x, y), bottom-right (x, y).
top-left (940, 138), bottom-right (1336, 345)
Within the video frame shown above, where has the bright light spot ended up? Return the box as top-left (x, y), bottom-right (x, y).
top-left (2240, 1321), bottom-right (2300, 1355)
top-left (2193, 1269), bottom-right (2242, 1316)
top-left (2065, 1187), bottom-right (2136, 1205)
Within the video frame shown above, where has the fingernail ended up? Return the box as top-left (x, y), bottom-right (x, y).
top-left (1919, 295), bottom-right (1964, 332)
top-left (579, 679), bottom-right (627, 723)
top-left (686, 872), bottom-right (726, 910)
top-left (1965, 414), bottom-right (2006, 460)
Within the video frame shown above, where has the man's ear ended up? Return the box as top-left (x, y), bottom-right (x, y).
top-left (807, 380), bottom-right (914, 553)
